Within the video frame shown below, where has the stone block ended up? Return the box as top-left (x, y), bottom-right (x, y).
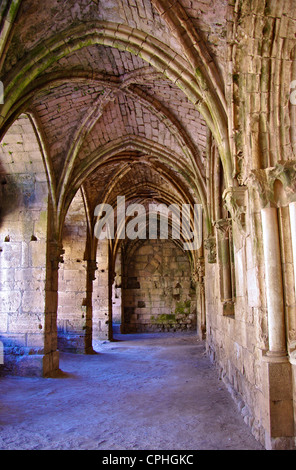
top-left (247, 267), bottom-right (261, 307)
top-left (29, 241), bottom-right (46, 267)
top-left (0, 313), bottom-right (8, 332)
top-left (0, 291), bottom-right (22, 313)
top-left (0, 243), bottom-right (22, 269)
top-left (8, 312), bottom-right (44, 334)
top-left (21, 290), bottom-right (45, 314)
top-left (262, 360), bottom-right (294, 441)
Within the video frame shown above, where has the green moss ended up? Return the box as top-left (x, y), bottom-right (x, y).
top-left (195, 67), bottom-right (202, 79)
top-left (126, 45), bottom-right (140, 56)
top-left (151, 314), bottom-right (176, 324)
top-left (185, 300), bottom-right (191, 309)
top-left (7, 0), bottom-right (21, 22)
top-left (175, 300), bottom-right (191, 316)
top-left (195, 67), bottom-right (207, 89)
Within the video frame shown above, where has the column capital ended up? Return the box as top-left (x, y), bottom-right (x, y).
top-left (223, 185), bottom-right (247, 231)
top-left (214, 218), bottom-right (232, 238)
top-left (248, 161), bottom-right (296, 209)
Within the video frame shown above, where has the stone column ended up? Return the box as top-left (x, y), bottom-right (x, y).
top-left (92, 239), bottom-right (111, 347)
top-left (43, 240), bottom-right (64, 377)
top-left (215, 219), bottom-right (233, 305)
top-left (85, 259), bottom-right (97, 353)
top-left (289, 202), bottom-right (296, 297)
top-left (288, 202), bottom-right (296, 445)
top-left (57, 243), bottom-right (89, 354)
top-left (0, 177), bottom-right (55, 377)
top-left (261, 207), bottom-right (287, 357)
top-left (261, 207), bottom-right (294, 450)
top-left (192, 260), bottom-right (206, 340)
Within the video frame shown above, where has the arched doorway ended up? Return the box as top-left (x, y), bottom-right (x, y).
top-left (121, 238), bottom-right (196, 334)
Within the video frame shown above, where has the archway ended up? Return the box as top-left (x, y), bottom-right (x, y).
top-left (121, 238), bottom-right (196, 334)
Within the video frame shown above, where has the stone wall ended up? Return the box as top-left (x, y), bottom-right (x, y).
top-left (112, 250), bottom-right (122, 326)
top-left (122, 239), bottom-right (196, 333)
top-left (205, 230), bottom-right (267, 445)
top-left (92, 238), bottom-right (110, 344)
top-left (58, 191), bottom-right (89, 353)
top-left (0, 115), bottom-right (49, 376)
top-left (205, 186), bottom-right (296, 448)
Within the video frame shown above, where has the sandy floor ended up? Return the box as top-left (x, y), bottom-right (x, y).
top-left (0, 332), bottom-right (263, 450)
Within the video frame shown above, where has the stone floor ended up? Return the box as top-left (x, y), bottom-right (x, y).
top-left (0, 332), bottom-right (263, 450)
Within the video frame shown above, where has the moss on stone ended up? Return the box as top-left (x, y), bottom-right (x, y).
top-left (151, 314), bottom-right (176, 324)
top-left (175, 300), bottom-right (191, 315)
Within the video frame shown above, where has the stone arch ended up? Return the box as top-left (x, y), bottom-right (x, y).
top-left (57, 188), bottom-right (92, 354)
top-left (121, 236), bottom-right (196, 334)
top-left (60, 136), bottom-right (206, 235)
top-left (0, 112), bottom-right (50, 376)
top-left (1, 21), bottom-right (233, 186)
top-left (86, 147), bottom-right (203, 342)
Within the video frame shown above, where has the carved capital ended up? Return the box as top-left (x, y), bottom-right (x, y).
top-left (248, 161), bottom-right (296, 208)
top-left (223, 186), bottom-right (247, 231)
top-left (214, 218), bottom-right (232, 238)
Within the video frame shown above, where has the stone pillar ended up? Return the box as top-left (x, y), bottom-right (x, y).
top-left (0, 175), bottom-right (53, 377)
top-left (92, 239), bottom-right (111, 347)
top-left (112, 248), bottom-right (122, 332)
top-left (85, 259), bottom-right (97, 353)
top-left (261, 207), bottom-right (286, 357)
top-left (43, 239), bottom-right (63, 377)
top-left (193, 260), bottom-right (206, 340)
top-left (197, 281), bottom-right (206, 340)
top-left (288, 202), bottom-right (296, 446)
top-left (261, 207), bottom-right (294, 450)
top-left (289, 202), bottom-right (296, 297)
top-left (215, 219), bottom-right (233, 310)
top-left (57, 240), bottom-right (90, 354)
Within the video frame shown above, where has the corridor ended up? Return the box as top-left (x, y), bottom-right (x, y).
top-left (0, 332), bottom-right (263, 450)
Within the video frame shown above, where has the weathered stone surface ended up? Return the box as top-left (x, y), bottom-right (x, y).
top-left (0, 0), bottom-right (296, 451)
top-left (122, 239), bottom-right (196, 333)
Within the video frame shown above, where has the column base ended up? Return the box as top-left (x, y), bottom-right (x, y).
top-left (263, 350), bottom-right (289, 363)
top-left (265, 435), bottom-right (296, 450)
top-left (262, 358), bottom-right (294, 449)
top-left (43, 350), bottom-right (60, 377)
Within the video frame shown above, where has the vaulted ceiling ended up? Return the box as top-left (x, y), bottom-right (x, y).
top-left (0, 0), bottom-right (229, 244)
